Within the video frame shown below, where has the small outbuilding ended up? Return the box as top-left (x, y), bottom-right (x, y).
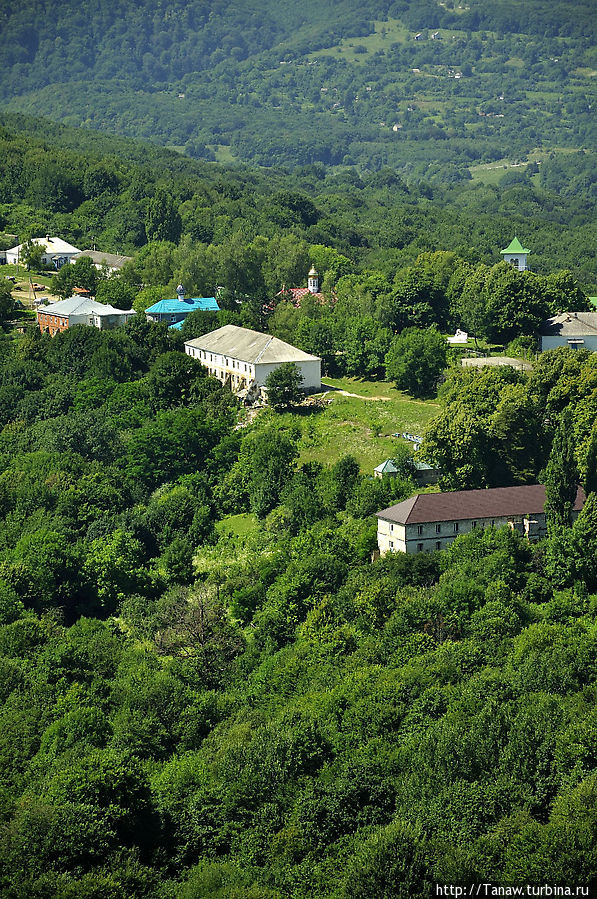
top-left (539, 312), bottom-right (597, 352)
top-left (374, 459), bottom-right (399, 479)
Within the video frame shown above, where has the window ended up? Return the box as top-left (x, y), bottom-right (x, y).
top-left (472, 520), bottom-right (477, 529)
top-left (417, 525), bottom-right (423, 535)
top-left (389, 540), bottom-right (394, 549)
top-left (390, 524), bottom-right (394, 533)
top-left (453, 522), bottom-right (459, 533)
top-left (435, 524), bottom-right (441, 534)
top-left (436, 541), bottom-right (441, 550)
top-left (417, 543), bottom-right (424, 553)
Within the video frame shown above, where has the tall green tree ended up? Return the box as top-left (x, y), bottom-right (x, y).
top-left (266, 363), bottom-right (304, 411)
top-left (584, 425), bottom-right (597, 496)
top-left (544, 408), bottom-right (579, 532)
top-left (145, 188), bottom-right (182, 244)
top-left (385, 327), bottom-right (447, 398)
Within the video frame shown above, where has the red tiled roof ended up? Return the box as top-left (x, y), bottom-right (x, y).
top-left (377, 485), bottom-right (586, 525)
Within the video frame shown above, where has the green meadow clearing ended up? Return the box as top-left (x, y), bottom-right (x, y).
top-left (254, 377), bottom-right (440, 474)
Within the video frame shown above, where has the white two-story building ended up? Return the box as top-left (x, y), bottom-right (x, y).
top-left (377, 484), bottom-right (585, 554)
top-left (184, 325), bottom-right (321, 393)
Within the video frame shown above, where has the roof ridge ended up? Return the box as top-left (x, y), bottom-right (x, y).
top-left (254, 334), bottom-right (275, 363)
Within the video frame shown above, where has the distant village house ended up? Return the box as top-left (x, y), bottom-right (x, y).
top-left (6, 236), bottom-right (81, 269)
top-left (73, 250), bottom-right (133, 274)
top-left (37, 297), bottom-right (135, 335)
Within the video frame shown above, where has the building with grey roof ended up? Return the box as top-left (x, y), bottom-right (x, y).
top-left (6, 236), bottom-right (81, 268)
top-left (184, 325), bottom-right (321, 393)
top-left (37, 296), bottom-right (136, 335)
top-left (539, 312), bottom-right (597, 352)
top-left (73, 250), bottom-right (133, 273)
top-left (377, 484), bottom-right (585, 554)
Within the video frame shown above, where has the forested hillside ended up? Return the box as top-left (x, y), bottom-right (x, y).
top-left (1, 290), bottom-right (597, 897)
top-left (2, 114), bottom-right (597, 289)
top-left (1, 0), bottom-right (596, 179)
top-left (0, 62), bottom-right (596, 892)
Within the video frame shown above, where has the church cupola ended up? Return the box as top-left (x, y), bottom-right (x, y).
top-left (308, 265), bottom-right (319, 293)
top-left (500, 237), bottom-right (530, 271)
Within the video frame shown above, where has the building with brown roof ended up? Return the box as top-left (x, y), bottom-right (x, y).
top-left (377, 484), bottom-right (585, 554)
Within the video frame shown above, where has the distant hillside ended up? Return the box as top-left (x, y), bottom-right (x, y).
top-left (1, 0), bottom-right (596, 180)
top-left (1, 112), bottom-right (597, 287)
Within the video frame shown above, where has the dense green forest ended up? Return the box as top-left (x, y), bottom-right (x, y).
top-left (0, 14), bottom-right (597, 888)
top-left (1, 113), bottom-right (597, 292)
top-left (1, 1), bottom-right (596, 179)
top-left (1, 303), bottom-right (597, 896)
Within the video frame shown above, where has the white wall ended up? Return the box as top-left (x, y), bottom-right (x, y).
top-left (256, 359), bottom-right (321, 391)
top-left (377, 519), bottom-right (407, 554)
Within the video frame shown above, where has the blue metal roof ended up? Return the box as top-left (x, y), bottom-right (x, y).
top-left (145, 297), bottom-right (219, 314)
top-left (168, 320), bottom-right (184, 330)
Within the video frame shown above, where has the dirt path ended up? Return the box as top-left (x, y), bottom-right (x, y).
top-left (321, 389), bottom-right (392, 401)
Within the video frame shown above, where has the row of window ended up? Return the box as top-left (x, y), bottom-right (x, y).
top-left (388, 540), bottom-right (448, 552)
top-left (191, 348), bottom-right (253, 375)
top-left (414, 519), bottom-right (497, 536)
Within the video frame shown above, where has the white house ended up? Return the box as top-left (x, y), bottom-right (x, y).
top-left (539, 312), bottom-right (597, 352)
top-left (37, 296), bottom-right (136, 335)
top-left (6, 236), bottom-right (81, 268)
top-left (500, 237), bottom-right (529, 271)
top-left (377, 485), bottom-right (585, 555)
top-left (184, 325), bottom-right (321, 393)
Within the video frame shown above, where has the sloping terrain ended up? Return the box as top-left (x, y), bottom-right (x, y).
top-left (1, 0), bottom-right (596, 178)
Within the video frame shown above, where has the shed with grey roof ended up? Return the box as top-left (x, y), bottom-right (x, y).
top-left (539, 312), bottom-right (597, 352)
top-left (184, 325), bottom-right (321, 393)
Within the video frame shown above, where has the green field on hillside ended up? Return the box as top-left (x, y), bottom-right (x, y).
top-left (256, 377), bottom-right (440, 472)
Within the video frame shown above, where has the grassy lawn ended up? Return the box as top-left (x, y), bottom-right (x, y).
top-left (214, 513), bottom-right (260, 539)
top-left (307, 17), bottom-right (410, 62)
top-left (270, 377), bottom-right (441, 473)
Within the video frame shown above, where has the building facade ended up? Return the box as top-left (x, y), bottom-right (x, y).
top-left (184, 324), bottom-right (321, 393)
top-left (377, 485), bottom-right (585, 555)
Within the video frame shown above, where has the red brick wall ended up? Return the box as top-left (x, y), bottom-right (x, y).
top-left (37, 313), bottom-right (69, 336)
